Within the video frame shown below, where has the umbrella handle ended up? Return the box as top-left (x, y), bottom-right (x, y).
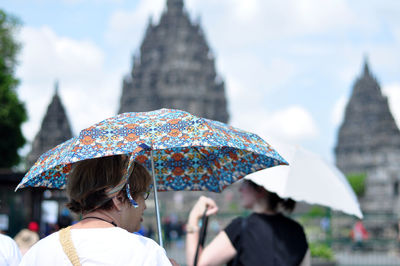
top-left (194, 207), bottom-right (209, 266)
top-left (151, 150), bottom-right (163, 248)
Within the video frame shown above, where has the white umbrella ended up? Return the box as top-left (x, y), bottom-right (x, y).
top-left (245, 141), bottom-right (363, 218)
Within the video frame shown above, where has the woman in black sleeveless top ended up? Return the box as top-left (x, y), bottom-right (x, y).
top-left (185, 180), bottom-right (310, 266)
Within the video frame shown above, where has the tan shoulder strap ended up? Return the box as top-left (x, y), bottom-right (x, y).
top-left (59, 226), bottom-right (81, 266)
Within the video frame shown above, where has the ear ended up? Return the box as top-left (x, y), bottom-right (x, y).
top-left (111, 192), bottom-right (125, 212)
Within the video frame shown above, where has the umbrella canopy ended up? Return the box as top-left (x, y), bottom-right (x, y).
top-left (245, 141), bottom-right (363, 218)
top-left (17, 109), bottom-right (287, 246)
top-left (18, 109), bottom-right (286, 191)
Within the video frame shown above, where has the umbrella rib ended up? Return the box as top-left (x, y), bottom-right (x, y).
top-left (193, 146), bottom-right (223, 192)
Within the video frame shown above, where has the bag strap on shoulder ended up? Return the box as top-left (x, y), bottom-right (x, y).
top-left (59, 226), bottom-right (81, 266)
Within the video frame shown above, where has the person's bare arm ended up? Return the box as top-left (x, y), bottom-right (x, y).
top-left (169, 258), bottom-right (179, 266)
top-left (186, 196), bottom-right (236, 266)
top-left (197, 230), bottom-right (236, 266)
top-left (299, 248), bottom-right (311, 266)
top-left (185, 218), bottom-right (201, 266)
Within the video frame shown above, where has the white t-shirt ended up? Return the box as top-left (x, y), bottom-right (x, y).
top-left (20, 227), bottom-right (172, 265)
top-left (0, 234), bottom-right (22, 266)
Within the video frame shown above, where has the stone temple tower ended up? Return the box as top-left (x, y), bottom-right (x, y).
top-left (335, 59), bottom-right (400, 175)
top-left (335, 58), bottom-right (400, 215)
top-left (118, 0), bottom-right (229, 123)
top-left (26, 82), bottom-right (73, 168)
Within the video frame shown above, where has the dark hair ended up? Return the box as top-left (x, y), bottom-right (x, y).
top-left (57, 215), bottom-right (72, 229)
top-left (66, 155), bottom-right (152, 214)
top-left (245, 180), bottom-right (296, 213)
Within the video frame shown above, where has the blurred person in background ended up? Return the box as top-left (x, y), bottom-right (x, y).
top-left (351, 220), bottom-right (369, 250)
top-left (14, 221), bottom-right (40, 255)
top-left (0, 232), bottom-right (21, 265)
top-left (186, 180), bottom-right (309, 266)
top-left (20, 155), bottom-right (176, 265)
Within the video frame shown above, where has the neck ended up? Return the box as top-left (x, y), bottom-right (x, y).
top-left (252, 200), bottom-right (277, 215)
top-left (80, 210), bottom-right (119, 227)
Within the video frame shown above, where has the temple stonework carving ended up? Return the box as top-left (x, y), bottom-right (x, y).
top-left (335, 59), bottom-right (400, 245)
top-left (26, 82), bottom-right (73, 168)
top-left (118, 0), bottom-right (229, 123)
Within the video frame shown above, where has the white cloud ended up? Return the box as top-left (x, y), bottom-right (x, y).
top-left (17, 26), bottom-right (120, 151)
top-left (292, 0), bottom-right (356, 33)
top-left (332, 96), bottom-right (347, 127)
top-left (19, 26), bottom-right (104, 83)
top-left (268, 106), bottom-right (319, 140)
top-left (223, 56), bottom-right (297, 104)
top-left (10, 0), bottom-right (400, 162)
top-left (231, 0), bottom-right (260, 23)
top-left (104, 0), bottom-right (359, 60)
top-left (222, 56), bottom-right (299, 142)
top-left (101, 0), bottom-right (400, 158)
top-left (185, 0), bottom-right (357, 49)
top-left (383, 83), bottom-right (400, 128)
top-left (231, 105), bottom-right (318, 144)
top-left (62, 0), bottom-right (123, 3)
top-left (103, 0), bottom-right (166, 78)
top-left (105, 0), bottom-right (164, 48)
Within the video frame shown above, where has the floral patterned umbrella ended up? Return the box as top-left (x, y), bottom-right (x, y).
top-left (17, 109), bottom-right (287, 245)
top-left (18, 109), bottom-right (286, 190)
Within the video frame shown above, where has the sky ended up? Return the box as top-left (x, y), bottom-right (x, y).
top-left (2, 0), bottom-right (400, 163)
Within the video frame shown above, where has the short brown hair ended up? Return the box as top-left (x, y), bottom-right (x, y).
top-left (66, 155), bottom-right (152, 214)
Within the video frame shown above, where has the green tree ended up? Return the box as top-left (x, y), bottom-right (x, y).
top-left (309, 242), bottom-right (335, 260)
top-left (0, 9), bottom-right (27, 168)
top-left (346, 173), bottom-right (367, 197)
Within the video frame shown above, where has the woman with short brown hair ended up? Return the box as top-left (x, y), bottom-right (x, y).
top-left (20, 155), bottom-right (173, 265)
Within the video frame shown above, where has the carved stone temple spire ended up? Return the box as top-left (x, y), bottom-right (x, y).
top-left (335, 58), bottom-right (400, 174)
top-left (26, 81), bottom-right (73, 168)
top-left (118, 0), bottom-right (229, 123)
